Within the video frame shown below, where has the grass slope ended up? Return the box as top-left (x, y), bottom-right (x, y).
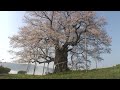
top-left (1, 64), bottom-right (120, 79)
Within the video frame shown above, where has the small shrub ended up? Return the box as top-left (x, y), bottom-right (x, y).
top-left (115, 64), bottom-right (120, 68)
top-left (18, 71), bottom-right (27, 74)
top-left (0, 66), bottom-right (11, 74)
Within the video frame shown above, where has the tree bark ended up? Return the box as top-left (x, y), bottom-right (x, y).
top-left (33, 61), bottom-right (37, 75)
top-left (54, 46), bottom-right (69, 73)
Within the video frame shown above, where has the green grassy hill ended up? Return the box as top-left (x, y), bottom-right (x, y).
top-left (1, 64), bottom-right (120, 79)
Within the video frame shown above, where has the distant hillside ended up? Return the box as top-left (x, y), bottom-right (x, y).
top-left (1, 64), bottom-right (120, 79)
top-left (0, 62), bottom-right (53, 75)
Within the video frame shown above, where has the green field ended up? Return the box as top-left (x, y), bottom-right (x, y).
top-left (1, 65), bottom-right (120, 79)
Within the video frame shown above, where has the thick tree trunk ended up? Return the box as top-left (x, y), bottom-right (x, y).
top-left (54, 46), bottom-right (69, 73)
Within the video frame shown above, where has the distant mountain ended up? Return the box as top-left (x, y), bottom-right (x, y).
top-left (0, 62), bottom-right (53, 75)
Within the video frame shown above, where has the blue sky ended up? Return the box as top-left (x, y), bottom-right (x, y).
top-left (96, 11), bottom-right (120, 68)
top-left (0, 11), bottom-right (119, 68)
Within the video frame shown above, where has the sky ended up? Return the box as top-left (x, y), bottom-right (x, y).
top-left (0, 11), bottom-right (120, 68)
top-left (96, 11), bottom-right (120, 68)
top-left (0, 11), bottom-right (25, 62)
